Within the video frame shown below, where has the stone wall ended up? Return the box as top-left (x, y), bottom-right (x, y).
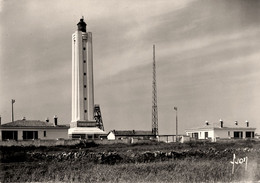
top-left (0, 139), bottom-right (80, 147)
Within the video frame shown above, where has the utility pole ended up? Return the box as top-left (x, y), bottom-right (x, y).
top-left (152, 45), bottom-right (159, 136)
top-left (174, 107), bottom-right (178, 142)
top-left (11, 99), bottom-right (15, 122)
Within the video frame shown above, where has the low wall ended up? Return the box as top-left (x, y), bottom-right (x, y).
top-left (86, 139), bottom-right (149, 144)
top-left (158, 135), bottom-right (191, 143)
top-left (215, 138), bottom-right (259, 143)
top-left (0, 139), bottom-right (81, 147)
top-left (0, 139), bottom-right (141, 146)
top-left (158, 136), bottom-right (175, 143)
top-left (0, 139), bottom-right (154, 147)
top-left (188, 137), bottom-right (259, 143)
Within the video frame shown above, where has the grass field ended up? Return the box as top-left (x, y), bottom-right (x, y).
top-left (1, 140), bottom-right (260, 182)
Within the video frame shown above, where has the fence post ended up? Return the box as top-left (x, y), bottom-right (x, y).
top-left (232, 154), bottom-right (235, 174)
top-left (245, 157), bottom-right (248, 171)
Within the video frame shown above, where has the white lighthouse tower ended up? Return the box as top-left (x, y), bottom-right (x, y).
top-left (69, 18), bottom-right (106, 139)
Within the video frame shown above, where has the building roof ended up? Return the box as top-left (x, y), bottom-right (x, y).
top-left (0, 120), bottom-right (69, 129)
top-left (186, 121), bottom-right (256, 132)
top-left (111, 130), bottom-right (154, 136)
top-left (68, 127), bottom-right (107, 135)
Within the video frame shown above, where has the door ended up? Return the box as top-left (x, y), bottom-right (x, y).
top-left (192, 133), bottom-right (199, 139)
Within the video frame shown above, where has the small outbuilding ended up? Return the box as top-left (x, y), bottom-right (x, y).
top-left (185, 120), bottom-right (256, 141)
top-left (107, 130), bottom-right (154, 140)
top-left (0, 117), bottom-right (69, 141)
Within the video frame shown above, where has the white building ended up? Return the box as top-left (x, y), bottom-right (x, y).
top-left (69, 18), bottom-right (106, 139)
top-left (186, 120), bottom-right (256, 141)
top-left (107, 130), bottom-right (154, 140)
top-left (0, 117), bottom-right (69, 140)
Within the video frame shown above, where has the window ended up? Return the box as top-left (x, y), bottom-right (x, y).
top-left (2, 131), bottom-right (18, 141)
top-left (84, 60), bottom-right (86, 63)
top-left (228, 131), bottom-right (230, 137)
top-left (44, 131), bottom-right (46, 137)
top-left (94, 134), bottom-right (99, 139)
top-left (23, 131), bottom-right (38, 140)
top-left (84, 85), bottom-right (86, 88)
top-left (87, 135), bottom-right (93, 139)
top-left (83, 47), bottom-right (86, 50)
top-left (72, 134), bottom-right (86, 139)
top-left (246, 131), bottom-right (254, 138)
top-left (84, 73), bottom-right (86, 75)
top-left (85, 110), bottom-right (87, 113)
top-left (84, 97), bottom-right (87, 100)
top-left (234, 131), bottom-right (243, 139)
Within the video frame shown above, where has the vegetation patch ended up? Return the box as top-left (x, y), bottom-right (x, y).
top-left (0, 140), bottom-right (260, 182)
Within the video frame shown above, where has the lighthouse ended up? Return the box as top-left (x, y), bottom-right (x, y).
top-left (69, 18), bottom-right (106, 139)
top-left (71, 18), bottom-right (94, 123)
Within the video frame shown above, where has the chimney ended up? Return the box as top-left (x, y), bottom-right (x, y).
top-left (235, 121), bottom-right (238, 126)
top-left (246, 120), bottom-right (249, 127)
top-left (54, 115), bottom-right (58, 126)
top-left (220, 119), bottom-right (223, 128)
top-left (46, 117), bottom-right (49, 122)
top-left (205, 121), bottom-right (209, 126)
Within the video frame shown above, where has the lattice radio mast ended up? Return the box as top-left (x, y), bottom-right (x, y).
top-left (94, 104), bottom-right (104, 131)
top-left (152, 45), bottom-right (159, 136)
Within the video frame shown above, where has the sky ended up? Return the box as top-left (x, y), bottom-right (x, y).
top-left (1, 0), bottom-right (260, 134)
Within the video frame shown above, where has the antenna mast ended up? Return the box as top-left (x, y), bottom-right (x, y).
top-left (152, 45), bottom-right (158, 136)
